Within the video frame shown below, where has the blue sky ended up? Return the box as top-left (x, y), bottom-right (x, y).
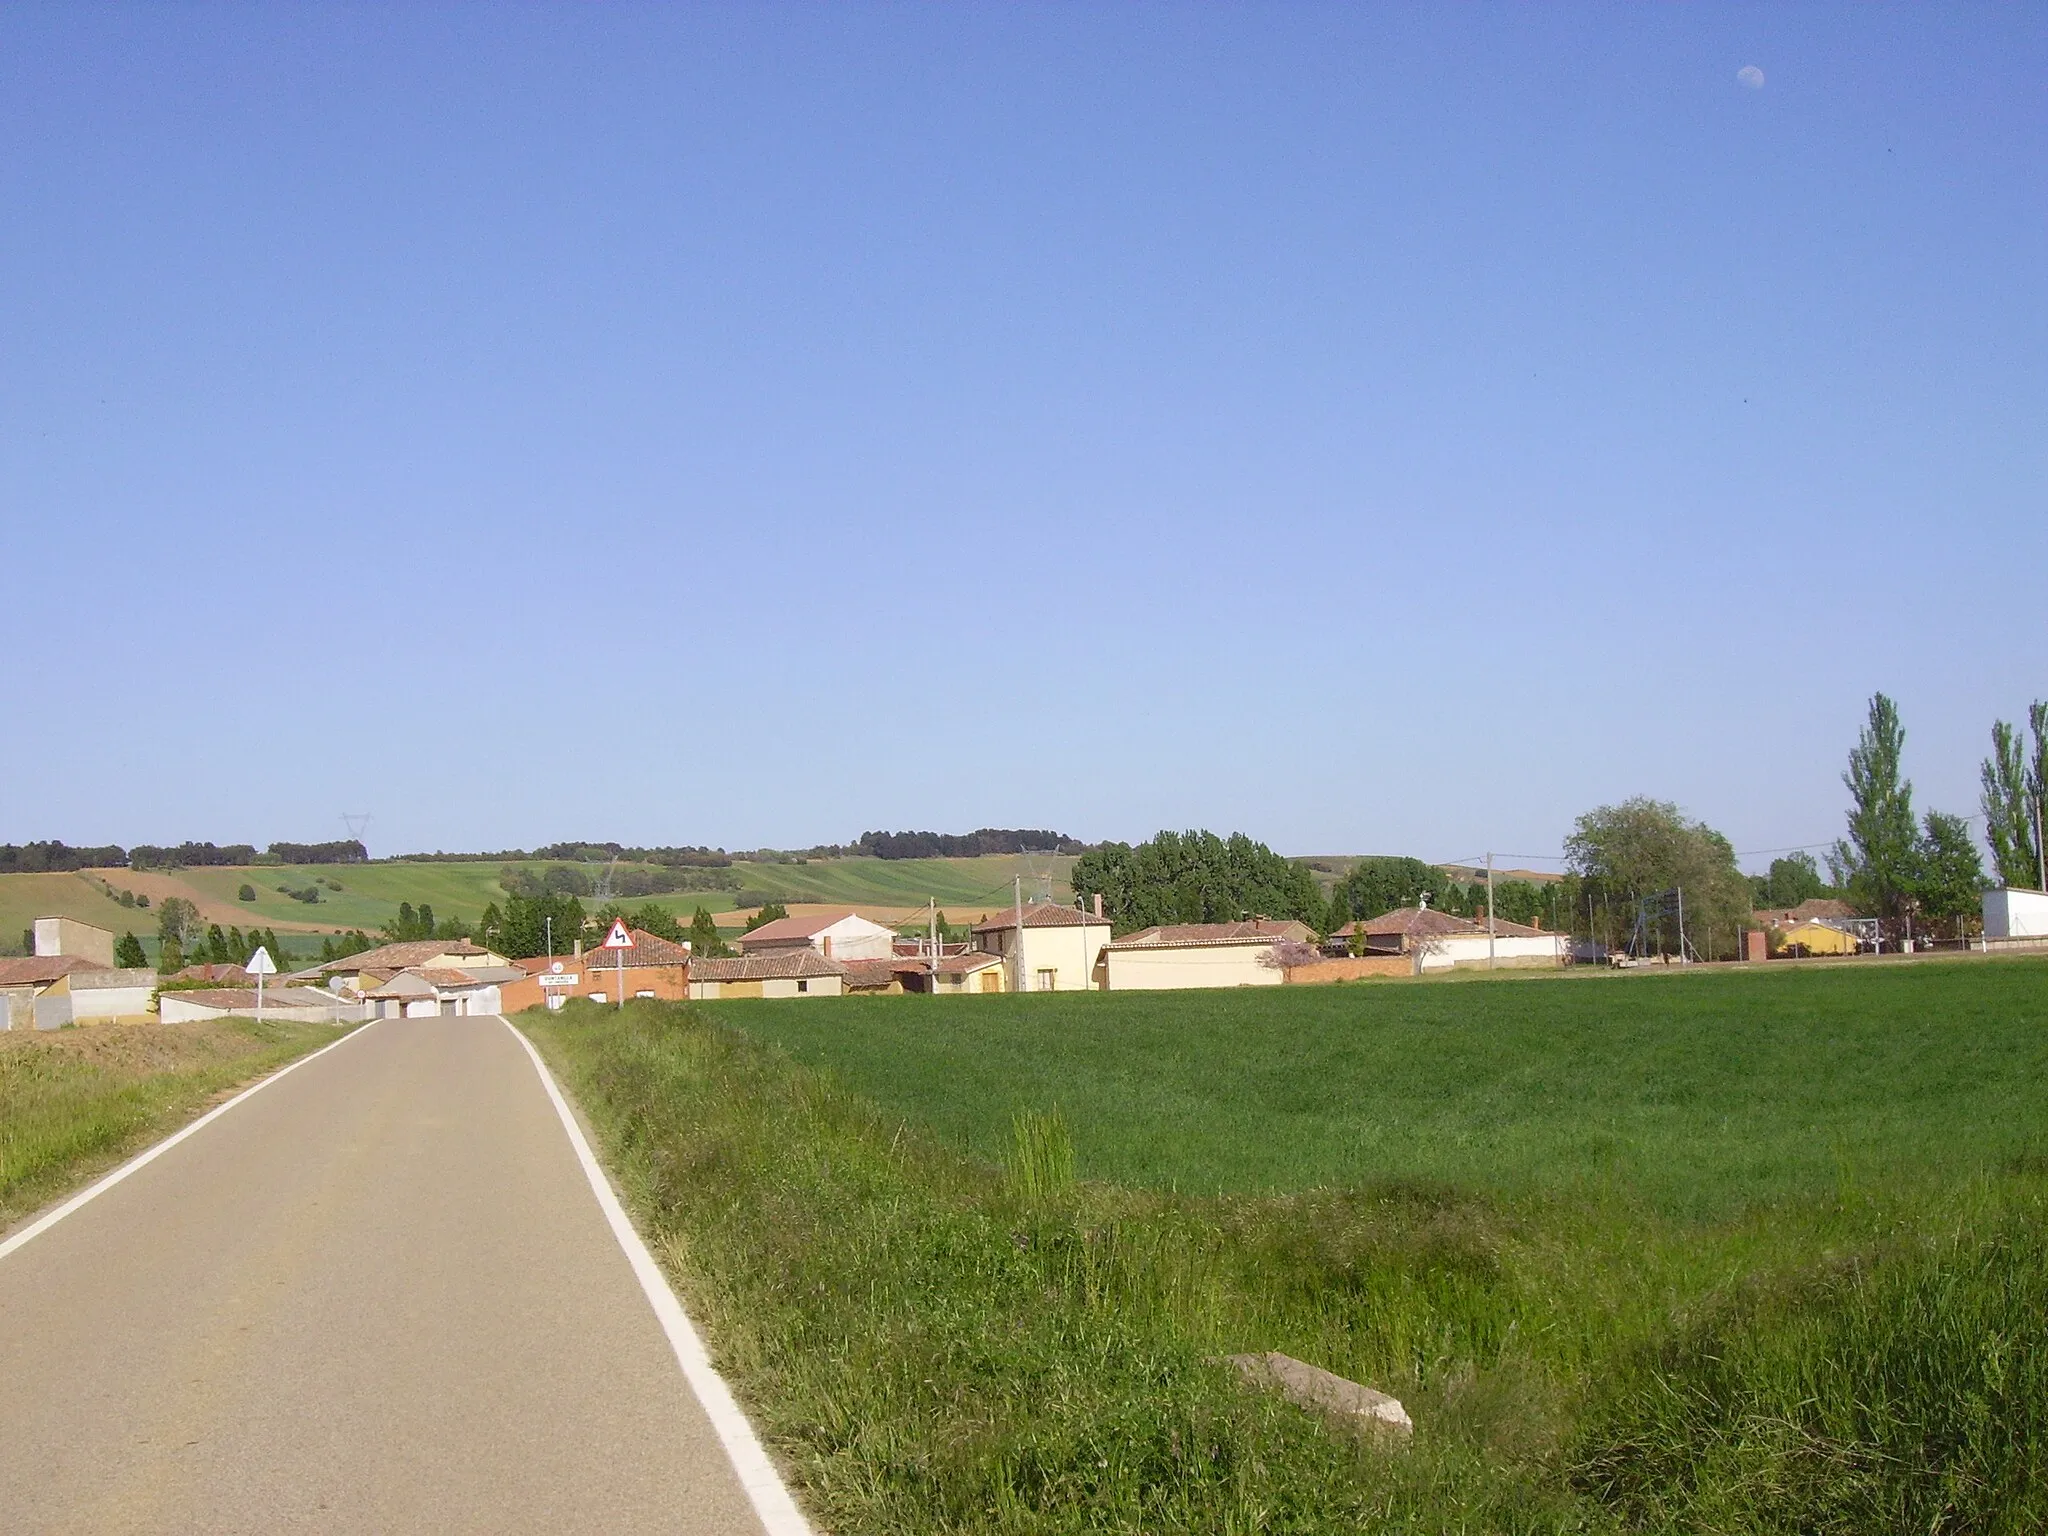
top-left (3, 5), bottom-right (2042, 866)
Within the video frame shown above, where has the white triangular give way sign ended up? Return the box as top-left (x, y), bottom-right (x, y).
top-left (246, 946), bottom-right (277, 975)
top-left (600, 920), bottom-right (635, 950)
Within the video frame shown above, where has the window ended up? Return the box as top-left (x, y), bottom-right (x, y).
top-left (1036, 969), bottom-right (1057, 992)
top-left (796, 979), bottom-right (809, 993)
top-left (589, 992), bottom-right (608, 1004)
top-left (635, 990), bottom-right (656, 999)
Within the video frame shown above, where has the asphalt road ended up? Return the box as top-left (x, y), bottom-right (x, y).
top-left (0, 1016), bottom-right (780, 1534)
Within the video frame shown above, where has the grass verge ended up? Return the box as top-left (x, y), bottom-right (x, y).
top-left (0, 1017), bottom-right (349, 1231)
top-left (528, 995), bottom-right (2048, 1532)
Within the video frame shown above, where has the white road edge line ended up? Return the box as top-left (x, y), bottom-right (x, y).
top-left (498, 1016), bottom-right (815, 1536)
top-left (0, 1019), bottom-right (382, 1265)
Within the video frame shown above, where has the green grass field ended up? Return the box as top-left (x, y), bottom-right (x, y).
top-left (708, 961), bottom-right (2048, 1214)
top-left (528, 958), bottom-right (2048, 1533)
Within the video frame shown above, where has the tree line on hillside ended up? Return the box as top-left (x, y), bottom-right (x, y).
top-left (496, 863), bottom-right (737, 899)
top-left (0, 839), bottom-right (368, 872)
top-left (395, 843), bottom-right (732, 867)
top-left (858, 829), bottom-right (1091, 860)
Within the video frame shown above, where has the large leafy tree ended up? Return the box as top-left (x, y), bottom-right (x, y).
top-left (485, 892), bottom-right (586, 958)
top-left (1831, 692), bottom-right (1921, 919)
top-left (1072, 831), bottom-right (1324, 937)
top-left (1751, 851), bottom-right (1830, 909)
top-left (1980, 703), bottom-right (2046, 890)
top-left (155, 896), bottom-right (200, 949)
top-left (1915, 810), bottom-right (1986, 925)
top-left (1327, 857), bottom-right (1443, 926)
top-left (1564, 797), bottom-right (1751, 957)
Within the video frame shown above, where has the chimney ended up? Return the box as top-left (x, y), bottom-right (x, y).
top-left (1092, 893), bottom-right (1104, 920)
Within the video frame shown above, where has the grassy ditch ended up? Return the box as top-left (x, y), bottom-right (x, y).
top-left (529, 988), bottom-right (2048, 1533)
top-left (0, 1017), bottom-right (346, 1230)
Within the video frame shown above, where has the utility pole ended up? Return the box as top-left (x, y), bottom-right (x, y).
top-left (1486, 853), bottom-right (1497, 969)
top-left (928, 897), bottom-right (939, 995)
top-left (1676, 885), bottom-right (1688, 963)
top-left (545, 915), bottom-right (553, 958)
top-left (1014, 874), bottom-right (1027, 993)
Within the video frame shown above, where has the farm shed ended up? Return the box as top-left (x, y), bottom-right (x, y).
top-left (688, 949), bottom-right (846, 1000)
top-left (1984, 887), bottom-right (2048, 940)
top-left (1103, 920), bottom-right (1315, 991)
top-left (1338, 908), bottom-right (1567, 971)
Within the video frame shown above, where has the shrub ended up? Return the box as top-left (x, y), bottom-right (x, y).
top-left (238, 884), bottom-right (257, 902)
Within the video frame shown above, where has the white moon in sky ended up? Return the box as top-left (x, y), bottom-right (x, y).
top-left (1737, 65), bottom-right (1765, 89)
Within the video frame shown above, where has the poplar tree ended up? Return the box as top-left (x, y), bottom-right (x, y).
top-left (1832, 692), bottom-right (1920, 919)
top-left (1980, 704), bottom-right (2046, 889)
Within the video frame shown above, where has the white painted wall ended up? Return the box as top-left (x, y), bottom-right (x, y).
top-left (1421, 934), bottom-right (1569, 971)
top-left (1984, 887), bottom-right (2048, 938)
top-left (1105, 942), bottom-right (1284, 991)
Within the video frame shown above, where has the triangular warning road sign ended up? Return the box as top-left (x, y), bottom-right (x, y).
top-left (246, 946), bottom-right (277, 976)
top-left (600, 920), bottom-right (635, 949)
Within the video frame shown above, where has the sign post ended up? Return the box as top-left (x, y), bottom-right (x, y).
top-left (247, 945), bottom-right (277, 1021)
top-left (600, 919), bottom-right (634, 1010)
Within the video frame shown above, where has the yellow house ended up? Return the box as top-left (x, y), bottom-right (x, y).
top-left (1775, 920), bottom-right (1858, 956)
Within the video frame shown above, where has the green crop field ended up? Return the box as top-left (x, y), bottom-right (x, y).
top-left (708, 959), bottom-right (2048, 1213)
top-left (529, 957), bottom-right (2048, 1532)
top-left (0, 852), bottom-right (1073, 956)
top-left (718, 853), bottom-right (1075, 913)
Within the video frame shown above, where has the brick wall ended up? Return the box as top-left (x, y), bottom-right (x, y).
top-left (1283, 956), bottom-right (1411, 984)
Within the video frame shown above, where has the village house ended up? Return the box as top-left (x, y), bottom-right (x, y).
top-left (500, 930), bottom-right (693, 1011)
top-left (290, 938), bottom-right (513, 993)
top-left (1102, 920), bottom-right (1315, 991)
top-left (3, 918), bottom-right (154, 1028)
top-left (971, 900), bottom-right (1113, 992)
top-left (841, 949), bottom-right (1009, 995)
top-left (736, 911), bottom-right (896, 962)
top-left (1335, 906), bottom-right (1568, 971)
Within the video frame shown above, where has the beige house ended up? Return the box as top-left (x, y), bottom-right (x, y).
top-left (1103, 920), bottom-right (1315, 991)
top-left (688, 949), bottom-right (846, 1000)
top-left (971, 902), bottom-right (1113, 992)
top-left (737, 911), bottom-right (896, 962)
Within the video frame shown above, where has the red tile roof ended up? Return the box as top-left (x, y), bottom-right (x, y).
top-left (0, 955), bottom-right (105, 986)
top-left (971, 903), bottom-right (1108, 933)
top-left (691, 951), bottom-right (847, 982)
top-left (1338, 908), bottom-right (1550, 940)
top-left (1107, 919), bottom-right (1314, 949)
top-left (736, 911), bottom-right (864, 944)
